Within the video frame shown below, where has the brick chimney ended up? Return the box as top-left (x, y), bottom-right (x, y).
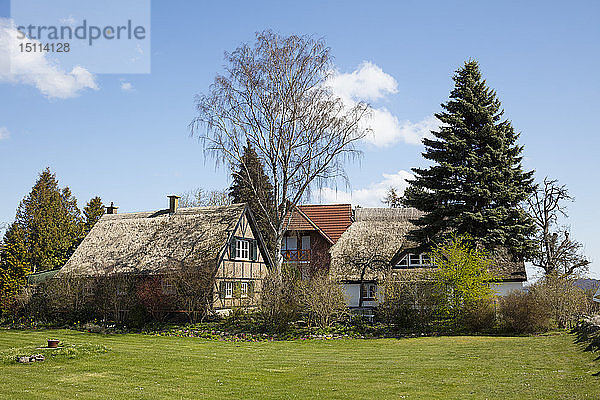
top-left (168, 195), bottom-right (180, 214)
top-left (106, 202), bottom-right (118, 214)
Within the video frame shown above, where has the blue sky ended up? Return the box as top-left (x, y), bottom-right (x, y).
top-left (0, 1), bottom-right (598, 279)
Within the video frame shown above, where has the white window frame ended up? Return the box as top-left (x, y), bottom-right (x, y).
top-left (240, 282), bottom-right (248, 298)
top-left (396, 255), bottom-right (408, 267)
top-left (368, 284), bottom-right (377, 300)
top-left (235, 239), bottom-right (250, 260)
top-left (362, 283), bottom-right (377, 300)
top-left (395, 253), bottom-right (433, 268)
top-left (420, 254), bottom-right (432, 267)
top-left (225, 281), bottom-right (233, 299)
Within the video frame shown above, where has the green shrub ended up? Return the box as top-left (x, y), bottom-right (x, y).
top-left (430, 234), bottom-right (498, 325)
top-left (378, 281), bottom-right (437, 331)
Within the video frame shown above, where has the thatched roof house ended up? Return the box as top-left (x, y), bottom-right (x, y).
top-left (330, 207), bottom-right (527, 309)
top-left (58, 199), bottom-right (273, 313)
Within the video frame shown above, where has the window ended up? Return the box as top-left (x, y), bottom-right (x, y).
top-left (361, 283), bottom-right (377, 300)
top-left (396, 255), bottom-right (408, 267)
top-left (301, 235), bottom-right (310, 250)
top-left (368, 284), bottom-right (377, 300)
top-left (420, 254), bottom-right (432, 266)
top-left (232, 238), bottom-right (258, 261)
top-left (161, 279), bottom-right (176, 295)
top-left (282, 236), bottom-right (297, 251)
top-left (235, 239), bottom-right (250, 260)
top-left (394, 252), bottom-right (433, 268)
top-left (241, 282), bottom-right (248, 298)
top-left (409, 253), bottom-right (421, 266)
top-left (83, 282), bottom-right (94, 297)
top-left (225, 281), bottom-right (233, 299)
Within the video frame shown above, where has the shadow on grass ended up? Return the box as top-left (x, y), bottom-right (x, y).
top-left (570, 321), bottom-right (600, 377)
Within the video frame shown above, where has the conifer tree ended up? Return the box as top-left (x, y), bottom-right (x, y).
top-left (0, 229), bottom-right (30, 312)
top-left (82, 196), bottom-right (105, 235)
top-left (403, 61), bottom-right (536, 258)
top-left (3, 168), bottom-right (83, 273)
top-left (229, 142), bottom-right (276, 259)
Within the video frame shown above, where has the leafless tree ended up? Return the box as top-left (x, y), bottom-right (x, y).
top-left (0, 221), bottom-right (7, 238)
top-left (172, 265), bottom-right (215, 323)
top-left (191, 30), bottom-right (370, 266)
top-left (259, 269), bottom-right (303, 331)
top-left (527, 177), bottom-right (590, 276)
top-left (529, 272), bottom-right (588, 329)
top-left (179, 188), bottom-right (231, 208)
top-left (383, 187), bottom-right (402, 208)
top-left (298, 272), bottom-right (348, 328)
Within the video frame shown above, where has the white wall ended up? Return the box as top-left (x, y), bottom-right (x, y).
top-left (342, 283), bottom-right (380, 308)
top-left (491, 281), bottom-right (524, 296)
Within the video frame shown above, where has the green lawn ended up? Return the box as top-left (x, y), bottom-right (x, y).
top-left (0, 329), bottom-right (598, 399)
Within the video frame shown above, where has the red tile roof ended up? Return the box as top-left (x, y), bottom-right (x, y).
top-left (286, 204), bottom-right (353, 244)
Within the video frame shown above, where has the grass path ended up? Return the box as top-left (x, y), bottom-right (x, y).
top-left (0, 329), bottom-right (598, 399)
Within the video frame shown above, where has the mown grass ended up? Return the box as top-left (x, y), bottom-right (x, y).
top-left (0, 329), bottom-right (598, 399)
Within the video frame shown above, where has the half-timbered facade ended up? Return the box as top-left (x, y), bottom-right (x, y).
top-left (213, 208), bottom-right (271, 312)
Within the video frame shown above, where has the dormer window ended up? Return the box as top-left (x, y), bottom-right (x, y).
top-left (395, 252), bottom-right (432, 268)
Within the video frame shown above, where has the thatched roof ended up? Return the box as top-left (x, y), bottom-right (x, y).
top-left (330, 207), bottom-right (526, 282)
top-left (59, 204), bottom-right (247, 277)
top-left (330, 208), bottom-right (422, 281)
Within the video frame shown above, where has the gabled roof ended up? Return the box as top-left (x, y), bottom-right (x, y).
top-left (286, 204), bottom-right (353, 244)
top-left (330, 208), bottom-right (419, 281)
top-left (331, 207), bottom-right (527, 282)
top-left (59, 203), bottom-right (248, 277)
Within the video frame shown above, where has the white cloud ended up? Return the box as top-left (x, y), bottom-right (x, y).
top-left (364, 113), bottom-right (439, 147)
top-left (327, 62), bottom-right (439, 147)
top-left (327, 61), bottom-right (398, 102)
top-left (0, 127), bottom-right (9, 140)
top-left (0, 18), bottom-right (98, 99)
top-left (313, 170), bottom-right (414, 207)
top-left (120, 81), bottom-right (133, 91)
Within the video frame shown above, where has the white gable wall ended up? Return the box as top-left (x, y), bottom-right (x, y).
top-left (491, 281), bottom-right (524, 296)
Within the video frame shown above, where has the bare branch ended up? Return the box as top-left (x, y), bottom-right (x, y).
top-left (191, 31), bottom-right (369, 266)
top-left (527, 177), bottom-right (588, 276)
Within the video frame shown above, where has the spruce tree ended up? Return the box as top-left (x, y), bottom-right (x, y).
top-left (229, 142), bottom-right (276, 259)
top-left (403, 61), bottom-right (536, 258)
top-left (3, 168), bottom-right (83, 272)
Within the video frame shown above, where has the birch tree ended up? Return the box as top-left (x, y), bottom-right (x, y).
top-left (191, 30), bottom-right (369, 266)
